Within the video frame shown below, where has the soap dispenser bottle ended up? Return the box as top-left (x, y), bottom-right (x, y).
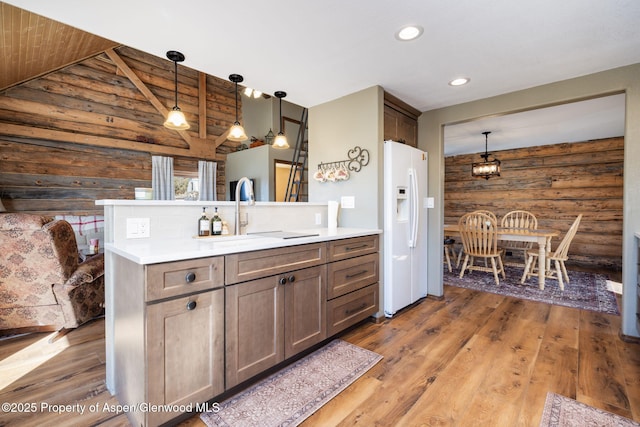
top-left (198, 207), bottom-right (210, 237)
top-left (210, 207), bottom-right (223, 235)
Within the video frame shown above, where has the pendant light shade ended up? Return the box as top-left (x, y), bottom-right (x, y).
top-left (472, 131), bottom-right (501, 179)
top-left (273, 91), bottom-right (289, 149)
top-left (228, 74), bottom-right (248, 142)
top-left (163, 51), bottom-right (190, 130)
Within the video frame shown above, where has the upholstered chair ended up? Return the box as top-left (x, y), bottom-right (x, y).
top-left (0, 213), bottom-right (105, 336)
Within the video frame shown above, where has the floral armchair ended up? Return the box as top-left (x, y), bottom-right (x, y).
top-left (0, 213), bottom-right (105, 334)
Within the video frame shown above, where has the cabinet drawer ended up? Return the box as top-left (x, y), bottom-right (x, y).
top-left (328, 235), bottom-right (379, 261)
top-left (327, 284), bottom-right (378, 336)
top-left (226, 243), bottom-right (326, 284)
top-left (327, 252), bottom-right (379, 299)
top-left (146, 257), bottom-right (223, 302)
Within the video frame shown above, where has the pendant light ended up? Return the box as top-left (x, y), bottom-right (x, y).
top-left (273, 91), bottom-right (289, 149)
top-left (228, 74), bottom-right (248, 142)
top-left (163, 51), bottom-right (190, 130)
top-left (471, 131), bottom-right (501, 179)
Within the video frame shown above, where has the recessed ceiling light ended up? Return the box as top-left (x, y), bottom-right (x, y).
top-left (449, 77), bottom-right (470, 86)
top-left (395, 25), bottom-right (423, 41)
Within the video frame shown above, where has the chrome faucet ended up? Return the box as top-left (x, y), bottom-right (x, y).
top-left (234, 177), bottom-right (255, 235)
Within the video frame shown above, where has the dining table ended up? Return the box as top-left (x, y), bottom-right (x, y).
top-left (444, 224), bottom-right (560, 289)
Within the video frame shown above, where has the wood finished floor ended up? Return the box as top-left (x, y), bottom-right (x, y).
top-left (1, 284), bottom-right (638, 427)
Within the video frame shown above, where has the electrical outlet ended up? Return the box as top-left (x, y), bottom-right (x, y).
top-left (315, 213), bottom-right (322, 225)
top-left (126, 218), bottom-right (150, 238)
top-left (340, 196), bottom-right (355, 209)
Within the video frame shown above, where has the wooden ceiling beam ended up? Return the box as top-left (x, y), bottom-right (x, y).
top-left (104, 48), bottom-right (192, 146)
top-left (199, 72), bottom-right (207, 139)
top-left (1, 123), bottom-right (224, 161)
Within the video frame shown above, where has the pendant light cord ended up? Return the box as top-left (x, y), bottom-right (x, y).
top-left (173, 60), bottom-right (178, 109)
top-left (279, 97), bottom-right (283, 133)
top-left (235, 81), bottom-right (239, 121)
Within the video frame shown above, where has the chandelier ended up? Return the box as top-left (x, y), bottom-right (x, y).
top-left (472, 131), bottom-right (501, 179)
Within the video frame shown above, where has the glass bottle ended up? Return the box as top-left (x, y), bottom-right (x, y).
top-left (211, 207), bottom-right (223, 235)
top-left (198, 207), bottom-right (210, 237)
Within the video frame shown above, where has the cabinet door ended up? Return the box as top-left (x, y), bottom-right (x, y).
top-left (397, 112), bottom-right (418, 147)
top-left (384, 107), bottom-right (399, 142)
top-left (146, 289), bottom-right (224, 426)
top-left (283, 265), bottom-right (327, 359)
top-left (226, 277), bottom-right (284, 388)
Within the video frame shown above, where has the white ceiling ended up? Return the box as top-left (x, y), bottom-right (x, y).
top-left (444, 93), bottom-right (626, 156)
top-left (5, 0), bottom-right (640, 154)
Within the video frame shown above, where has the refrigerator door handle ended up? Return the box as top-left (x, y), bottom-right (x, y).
top-left (408, 168), bottom-right (419, 248)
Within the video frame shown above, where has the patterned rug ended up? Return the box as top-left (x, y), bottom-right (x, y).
top-left (444, 265), bottom-right (620, 315)
top-left (200, 339), bottom-right (382, 427)
top-left (540, 393), bottom-right (640, 426)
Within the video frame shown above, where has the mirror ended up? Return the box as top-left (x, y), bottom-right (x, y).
top-left (225, 94), bottom-right (308, 201)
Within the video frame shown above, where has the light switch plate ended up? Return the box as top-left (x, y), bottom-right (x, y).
top-left (340, 196), bottom-right (355, 209)
top-left (425, 197), bottom-right (435, 208)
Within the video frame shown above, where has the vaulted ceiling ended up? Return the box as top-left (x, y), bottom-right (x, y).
top-left (0, 3), bottom-right (117, 92)
top-left (2, 1), bottom-right (639, 155)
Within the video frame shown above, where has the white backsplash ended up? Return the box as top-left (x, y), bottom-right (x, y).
top-left (98, 200), bottom-right (329, 245)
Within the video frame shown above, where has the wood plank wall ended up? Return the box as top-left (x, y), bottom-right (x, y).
top-left (445, 137), bottom-right (623, 270)
top-left (0, 46), bottom-right (239, 215)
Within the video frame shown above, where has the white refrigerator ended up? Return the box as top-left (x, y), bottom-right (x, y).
top-left (383, 140), bottom-right (428, 317)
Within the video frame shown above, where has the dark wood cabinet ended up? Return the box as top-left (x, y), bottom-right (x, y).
top-left (384, 92), bottom-right (420, 148)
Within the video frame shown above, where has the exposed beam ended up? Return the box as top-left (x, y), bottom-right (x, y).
top-left (199, 72), bottom-right (207, 139)
top-left (104, 48), bottom-right (192, 145)
top-left (2, 123), bottom-right (224, 161)
top-left (214, 129), bottom-right (231, 148)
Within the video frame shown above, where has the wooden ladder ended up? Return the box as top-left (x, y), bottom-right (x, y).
top-left (285, 108), bottom-right (309, 202)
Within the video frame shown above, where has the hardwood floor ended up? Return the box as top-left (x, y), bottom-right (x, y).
top-left (1, 284), bottom-right (638, 426)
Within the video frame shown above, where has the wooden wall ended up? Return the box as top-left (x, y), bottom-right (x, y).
top-left (0, 46), bottom-right (240, 215)
top-left (444, 137), bottom-right (623, 270)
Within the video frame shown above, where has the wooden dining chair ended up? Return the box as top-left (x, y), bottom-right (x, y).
top-left (500, 210), bottom-right (538, 267)
top-left (444, 238), bottom-right (456, 273)
top-left (458, 211), bottom-right (505, 285)
top-left (455, 209), bottom-right (498, 268)
top-left (520, 214), bottom-right (582, 290)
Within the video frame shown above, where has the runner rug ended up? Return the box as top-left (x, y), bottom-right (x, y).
top-left (444, 266), bottom-right (619, 315)
top-left (200, 339), bottom-right (382, 427)
top-left (539, 392), bottom-right (640, 426)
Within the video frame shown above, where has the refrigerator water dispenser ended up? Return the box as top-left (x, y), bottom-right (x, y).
top-left (396, 186), bottom-right (408, 221)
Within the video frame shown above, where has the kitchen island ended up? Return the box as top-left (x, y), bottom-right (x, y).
top-left (98, 199), bottom-right (381, 426)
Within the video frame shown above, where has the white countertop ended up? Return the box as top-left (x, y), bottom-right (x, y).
top-left (106, 227), bottom-right (382, 264)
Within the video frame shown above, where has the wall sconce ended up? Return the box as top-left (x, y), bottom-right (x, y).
top-left (163, 51), bottom-right (190, 130)
top-left (273, 91), bottom-right (289, 149)
top-left (228, 74), bottom-right (248, 142)
top-left (472, 131), bottom-right (501, 179)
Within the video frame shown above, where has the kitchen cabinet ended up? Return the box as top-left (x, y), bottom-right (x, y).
top-left (108, 229), bottom-right (380, 426)
top-left (112, 255), bottom-right (225, 427)
top-left (384, 92), bottom-right (420, 148)
top-left (225, 264), bottom-right (326, 388)
top-left (147, 289), bottom-right (224, 426)
top-left (326, 235), bottom-right (379, 335)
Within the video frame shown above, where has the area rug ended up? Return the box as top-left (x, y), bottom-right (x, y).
top-left (539, 392), bottom-right (640, 426)
top-left (200, 339), bottom-right (382, 427)
top-left (444, 266), bottom-right (619, 315)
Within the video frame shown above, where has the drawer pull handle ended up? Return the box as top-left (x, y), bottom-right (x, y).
top-left (346, 302), bottom-right (367, 315)
top-left (279, 277), bottom-right (287, 285)
top-left (346, 270), bottom-right (368, 279)
top-left (288, 275), bottom-right (296, 283)
top-left (185, 272), bottom-right (196, 283)
top-left (186, 300), bottom-right (197, 311)
top-left (346, 244), bottom-right (368, 251)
